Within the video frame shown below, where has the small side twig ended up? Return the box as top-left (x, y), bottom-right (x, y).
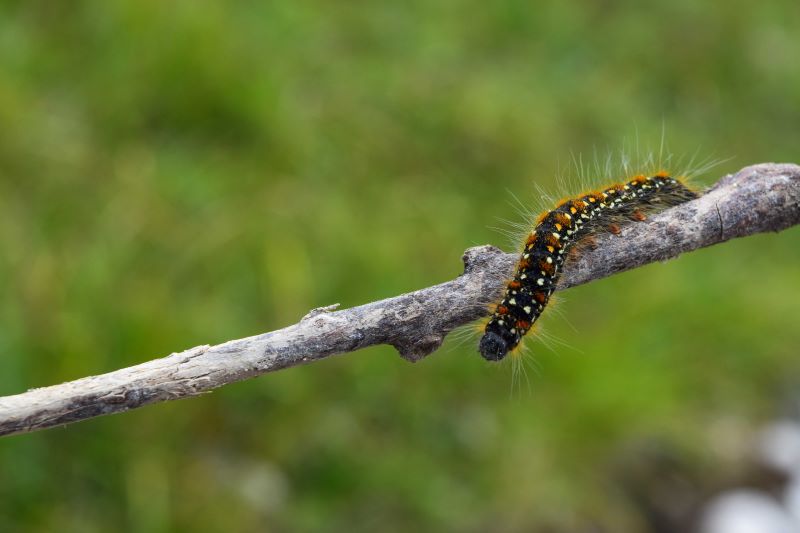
top-left (1, 163), bottom-right (798, 437)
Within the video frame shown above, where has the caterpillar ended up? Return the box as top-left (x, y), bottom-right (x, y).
top-left (479, 171), bottom-right (698, 361)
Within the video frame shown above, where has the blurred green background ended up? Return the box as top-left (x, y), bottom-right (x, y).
top-left (1, 1), bottom-right (798, 531)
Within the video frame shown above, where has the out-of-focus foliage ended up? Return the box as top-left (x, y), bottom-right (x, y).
top-left (0, 1), bottom-right (798, 531)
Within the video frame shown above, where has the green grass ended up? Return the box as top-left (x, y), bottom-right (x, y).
top-left (1, 1), bottom-right (799, 531)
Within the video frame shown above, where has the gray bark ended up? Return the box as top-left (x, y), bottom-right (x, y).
top-left (1, 163), bottom-right (798, 437)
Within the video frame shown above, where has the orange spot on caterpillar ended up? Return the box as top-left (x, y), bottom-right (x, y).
top-left (497, 305), bottom-right (509, 315)
top-left (545, 234), bottom-right (561, 248)
top-left (508, 280), bottom-right (521, 290)
top-left (518, 258), bottom-right (531, 269)
top-left (533, 292), bottom-right (547, 304)
top-left (553, 212), bottom-right (571, 227)
top-left (655, 170), bottom-right (670, 178)
top-left (515, 319), bottom-right (531, 330)
top-left (631, 174), bottom-right (647, 184)
top-left (546, 245), bottom-right (555, 253)
top-left (539, 260), bottom-right (555, 275)
top-left (526, 232), bottom-right (538, 246)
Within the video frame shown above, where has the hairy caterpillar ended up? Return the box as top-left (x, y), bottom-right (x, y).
top-left (479, 171), bottom-right (698, 361)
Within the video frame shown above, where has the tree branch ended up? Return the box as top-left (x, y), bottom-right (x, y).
top-left (1, 163), bottom-right (798, 437)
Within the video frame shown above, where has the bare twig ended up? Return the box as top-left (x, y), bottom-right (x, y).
top-left (1, 163), bottom-right (798, 437)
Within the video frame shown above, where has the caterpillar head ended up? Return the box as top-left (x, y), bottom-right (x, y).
top-left (479, 331), bottom-right (510, 361)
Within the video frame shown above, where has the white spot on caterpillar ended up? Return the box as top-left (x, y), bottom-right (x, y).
top-left (552, 232), bottom-right (560, 239)
top-left (537, 278), bottom-right (544, 286)
top-left (509, 298), bottom-right (517, 305)
top-left (546, 257), bottom-right (553, 264)
top-left (523, 306), bottom-right (532, 314)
